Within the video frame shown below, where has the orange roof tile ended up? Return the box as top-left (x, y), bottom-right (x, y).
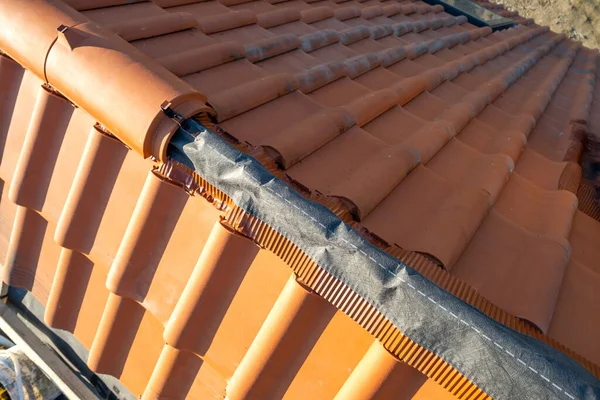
top-left (1, 0), bottom-right (600, 398)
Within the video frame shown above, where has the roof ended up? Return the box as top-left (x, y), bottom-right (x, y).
top-left (0, 0), bottom-right (599, 398)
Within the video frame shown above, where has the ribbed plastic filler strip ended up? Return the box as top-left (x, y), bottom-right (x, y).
top-left (167, 118), bottom-right (600, 400)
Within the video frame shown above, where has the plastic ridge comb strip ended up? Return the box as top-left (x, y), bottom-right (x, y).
top-left (166, 118), bottom-right (600, 400)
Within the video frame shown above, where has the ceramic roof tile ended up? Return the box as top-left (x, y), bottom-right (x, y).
top-left (426, 138), bottom-right (512, 201)
top-left (452, 209), bottom-right (570, 333)
top-left (548, 260), bottom-right (600, 366)
top-left (362, 165), bottom-right (491, 267)
top-left (335, 341), bottom-right (430, 399)
top-left (494, 173), bottom-right (578, 239)
top-left (569, 211), bottom-right (600, 273)
top-left (2, 0), bottom-right (600, 398)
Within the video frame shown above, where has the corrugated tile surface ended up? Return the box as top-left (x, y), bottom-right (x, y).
top-left (1, 0), bottom-right (600, 398)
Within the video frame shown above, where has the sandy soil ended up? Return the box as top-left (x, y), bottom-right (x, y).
top-left (492, 0), bottom-right (600, 49)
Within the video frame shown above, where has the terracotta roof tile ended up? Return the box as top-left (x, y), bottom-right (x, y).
top-left (549, 259), bottom-right (600, 365)
top-left (427, 138), bottom-right (512, 201)
top-left (495, 173), bottom-right (578, 239)
top-left (2, 0), bottom-right (600, 398)
top-left (335, 341), bottom-right (429, 399)
top-left (363, 164), bottom-right (490, 266)
top-left (452, 209), bottom-right (570, 332)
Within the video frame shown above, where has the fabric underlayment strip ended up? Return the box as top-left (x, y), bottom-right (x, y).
top-left (168, 118), bottom-right (600, 400)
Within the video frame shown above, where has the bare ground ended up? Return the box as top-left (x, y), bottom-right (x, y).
top-left (492, 0), bottom-right (600, 49)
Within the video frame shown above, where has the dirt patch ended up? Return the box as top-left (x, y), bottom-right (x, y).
top-left (492, 0), bottom-right (600, 49)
